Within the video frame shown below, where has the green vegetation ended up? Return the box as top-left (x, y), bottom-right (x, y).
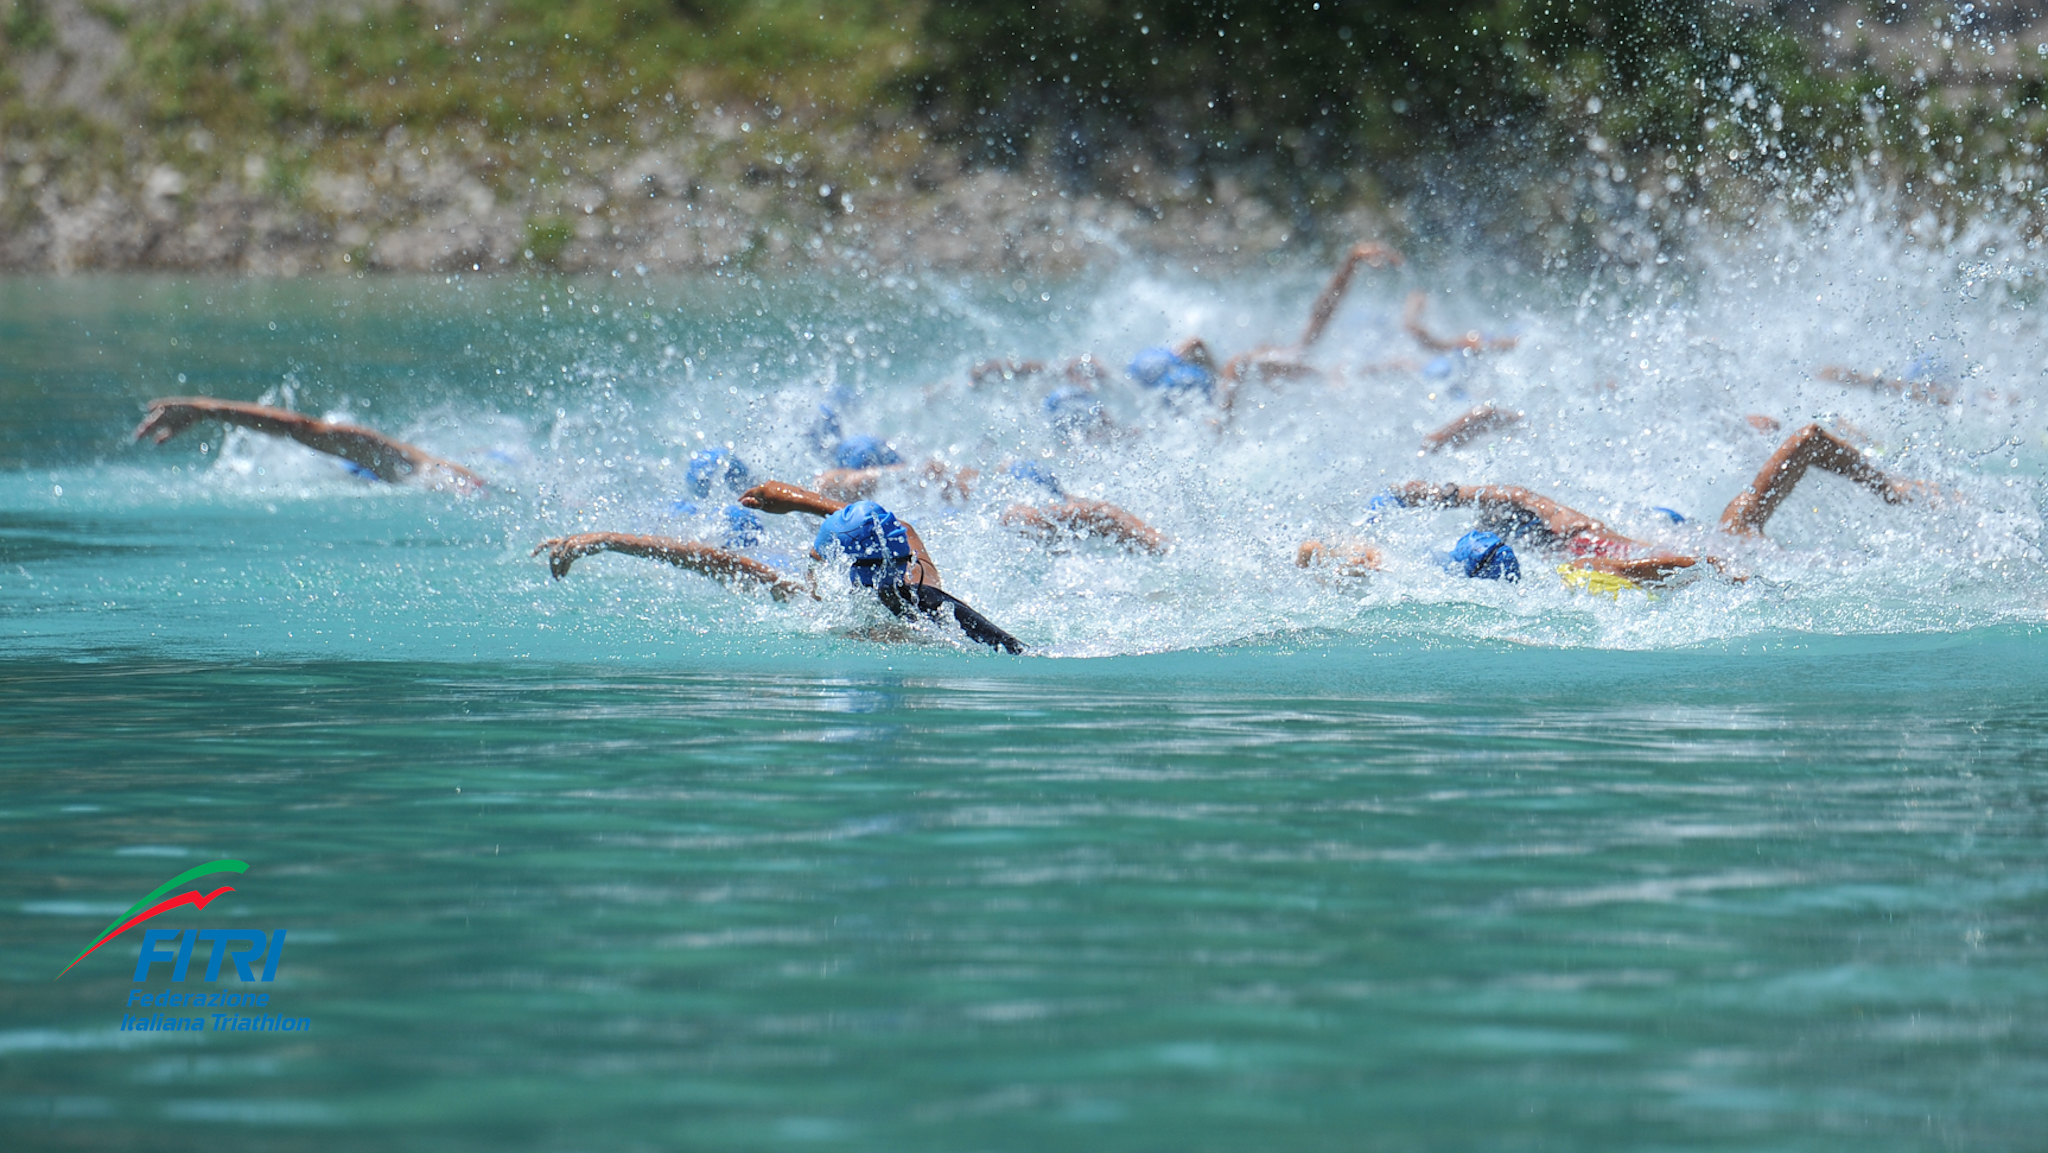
top-left (523, 215), bottom-right (574, 266)
top-left (4, 1), bottom-right (2048, 261)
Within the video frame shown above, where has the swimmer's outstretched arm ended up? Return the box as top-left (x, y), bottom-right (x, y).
top-left (1718, 423), bottom-right (1932, 538)
top-left (740, 479), bottom-right (848, 518)
top-left (821, 461), bottom-right (977, 505)
top-left (1300, 241), bottom-right (1403, 349)
top-left (134, 397), bottom-right (487, 494)
top-left (1815, 365), bottom-right (1956, 405)
top-left (1402, 293), bottom-right (1519, 354)
top-left (1569, 552), bottom-right (1733, 584)
top-left (533, 532), bottom-right (810, 600)
top-left (815, 467), bottom-right (890, 503)
top-left (739, 480), bottom-right (943, 588)
top-left (1001, 498), bottom-right (1168, 554)
top-left (1421, 404), bottom-right (1524, 454)
top-left (1392, 481), bottom-right (1619, 546)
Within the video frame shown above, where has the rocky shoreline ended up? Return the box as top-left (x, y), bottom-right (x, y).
top-left (1, 132), bottom-right (1376, 277)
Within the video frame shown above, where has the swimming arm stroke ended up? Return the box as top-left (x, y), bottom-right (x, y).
top-left (134, 397), bottom-right (486, 493)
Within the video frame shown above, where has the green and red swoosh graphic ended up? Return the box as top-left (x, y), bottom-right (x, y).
top-left (56, 859), bottom-right (248, 979)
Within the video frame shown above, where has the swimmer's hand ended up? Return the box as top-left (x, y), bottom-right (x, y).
top-left (1297, 539), bottom-right (1382, 577)
top-left (738, 481), bottom-right (844, 518)
top-left (133, 398), bottom-right (212, 444)
top-left (533, 534), bottom-right (610, 580)
top-left (534, 532), bottom-right (809, 600)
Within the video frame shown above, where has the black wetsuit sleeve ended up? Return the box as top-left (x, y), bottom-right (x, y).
top-left (879, 583), bottom-right (1027, 654)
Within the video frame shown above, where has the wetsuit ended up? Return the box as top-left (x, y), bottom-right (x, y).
top-left (870, 578), bottom-right (1026, 654)
top-left (825, 501), bottom-right (1026, 654)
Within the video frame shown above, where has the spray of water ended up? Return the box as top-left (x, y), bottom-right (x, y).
top-left (44, 190), bottom-right (2043, 660)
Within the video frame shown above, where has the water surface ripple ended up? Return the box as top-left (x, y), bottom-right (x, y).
top-left (4, 644), bottom-right (2045, 1150)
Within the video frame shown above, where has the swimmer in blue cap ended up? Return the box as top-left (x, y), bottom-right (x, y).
top-left (683, 447), bottom-right (752, 500)
top-left (1303, 423), bottom-right (1942, 586)
top-left (134, 396), bottom-right (488, 494)
top-left (742, 480), bottom-right (1025, 652)
top-left (536, 481), bottom-right (1025, 652)
top-left (1444, 530), bottom-right (1521, 581)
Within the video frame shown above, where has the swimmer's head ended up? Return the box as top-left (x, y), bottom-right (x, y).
top-left (1127, 346), bottom-right (1213, 397)
top-left (832, 435), bottom-right (902, 471)
top-left (813, 499), bottom-right (913, 587)
top-left (684, 448), bottom-right (751, 498)
top-left (720, 503), bottom-right (765, 549)
top-left (1005, 461), bottom-right (1064, 497)
top-left (1647, 506), bottom-right (1687, 524)
top-left (1043, 386), bottom-right (1105, 430)
top-left (1446, 530), bottom-right (1521, 581)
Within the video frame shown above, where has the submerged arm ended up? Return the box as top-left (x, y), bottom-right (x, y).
top-left (134, 397), bottom-right (486, 493)
top-left (1002, 498), bottom-right (1169, 554)
top-left (532, 532), bottom-right (807, 599)
top-left (1814, 365), bottom-right (1956, 405)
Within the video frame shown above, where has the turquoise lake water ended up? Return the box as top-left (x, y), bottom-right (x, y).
top-left (3, 257), bottom-right (2047, 1150)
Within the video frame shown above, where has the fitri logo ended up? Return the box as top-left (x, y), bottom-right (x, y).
top-left (57, 858), bottom-right (310, 1035)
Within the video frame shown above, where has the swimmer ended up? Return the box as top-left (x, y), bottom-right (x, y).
top-left (1118, 242), bottom-right (1406, 418)
top-left (1420, 403), bottom-right (1525, 454)
top-left (1215, 241), bottom-right (1410, 390)
top-left (536, 481), bottom-right (1025, 652)
top-left (675, 447), bottom-right (752, 506)
top-left (1402, 292), bottom-right (1520, 354)
top-left (1301, 424), bottom-right (1938, 586)
top-left (133, 396), bottom-right (487, 493)
top-left (745, 481), bottom-right (1025, 652)
top-left (814, 434), bottom-right (906, 502)
top-left (971, 461), bottom-right (1169, 554)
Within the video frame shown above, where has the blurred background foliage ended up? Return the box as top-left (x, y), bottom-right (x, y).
top-left (3, 0), bottom-right (2046, 258)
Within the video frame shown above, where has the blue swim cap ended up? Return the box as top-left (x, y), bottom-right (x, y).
top-left (832, 435), bottom-right (902, 471)
top-left (1447, 530), bottom-right (1521, 581)
top-left (1005, 460), bottom-right (1064, 496)
top-left (685, 448), bottom-right (751, 498)
top-left (814, 500), bottom-right (913, 587)
top-left (720, 503), bottom-right (764, 549)
top-left (666, 498), bottom-right (701, 518)
top-left (1127, 346), bottom-right (1213, 397)
top-left (1043, 386), bottom-right (1104, 429)
top-left (808, 402), bottom-right (843, 453)
top-left (1647, 506), bottom-right (1687, 524)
